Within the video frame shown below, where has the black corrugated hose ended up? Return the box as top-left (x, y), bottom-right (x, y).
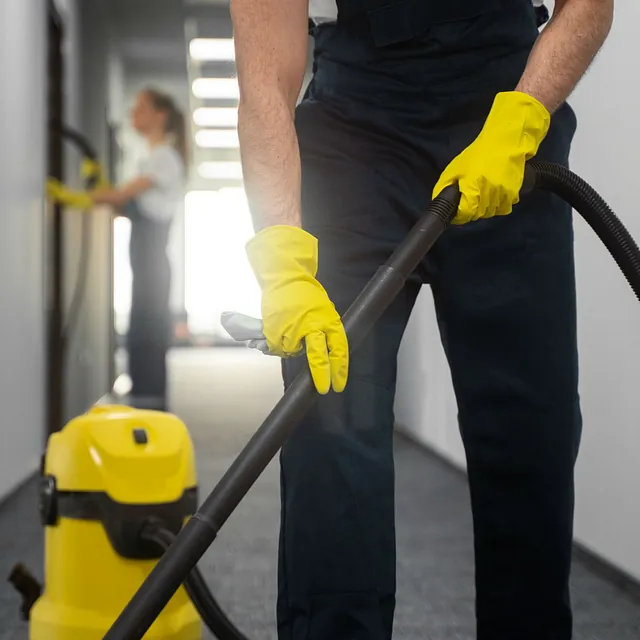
top-left (528, 160), bottom-right (640, 301)
top-left (140, 524), bottom-right (249, 640)
top-left (104, 161), bottom-right (640, 640)
top-left (49, 121), bottom-right (100, 346)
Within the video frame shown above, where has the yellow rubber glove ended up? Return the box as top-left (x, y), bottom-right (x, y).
top-left (433, 91), bottom-right (551, 224)
top-left (80, 158), bottom-right (109, 188)
top-left (246, 225), bottom-right (349, 395)
top-left (46, 178), bottom-right (94, 210)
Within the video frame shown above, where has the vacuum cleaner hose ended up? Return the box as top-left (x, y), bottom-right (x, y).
top-left (140, 525), bottom-right (250, 640)
top-left (48, 121), bottom-right (101, 347)
top-left (528, 160), bottom-right (640, 301)
top-left (104, 161), bottom-right (640, 640)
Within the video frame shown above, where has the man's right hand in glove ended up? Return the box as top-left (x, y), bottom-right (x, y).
top-left (232, 0), bottom-right (348, 393)
top-left (246, 225), bottom-right (348, 395)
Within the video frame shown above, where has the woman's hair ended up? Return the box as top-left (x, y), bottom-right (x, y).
top-left (143, 87), bottom-right (188, 166)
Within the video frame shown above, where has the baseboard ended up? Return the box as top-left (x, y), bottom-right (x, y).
top-left (394, 424), bottom-right (640, 603)
top-left (573, 543), bottom-right (640, 603)
top-left (0, 465), bottom-right (39, 511)
top-left (394, 425), bottom-right (468, 480)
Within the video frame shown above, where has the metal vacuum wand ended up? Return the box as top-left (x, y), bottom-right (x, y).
top-left (103, 185), bottom-right (461, 640)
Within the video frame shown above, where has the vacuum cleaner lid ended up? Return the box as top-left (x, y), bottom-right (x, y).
top-left (43, 405), bottom-right (197, 504)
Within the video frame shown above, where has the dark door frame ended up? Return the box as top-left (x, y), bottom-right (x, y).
top-left (46, 0), bottom-right (65, 436)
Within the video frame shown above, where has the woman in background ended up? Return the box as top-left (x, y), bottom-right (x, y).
top-left (58, 88), bottom-right (188, 411)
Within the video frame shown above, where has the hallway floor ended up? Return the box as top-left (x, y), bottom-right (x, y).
top-left (1, 348), bottom-right (639, 639)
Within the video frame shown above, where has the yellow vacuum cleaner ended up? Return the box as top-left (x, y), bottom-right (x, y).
top-left (11, 405), bottom-right (201, 639)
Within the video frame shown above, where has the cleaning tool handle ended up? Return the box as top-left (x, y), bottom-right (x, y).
top-left (102, 185), bottom-right (460, 640)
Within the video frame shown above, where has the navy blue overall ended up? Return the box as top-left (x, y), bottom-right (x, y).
top-left (122, 200), bottom-right (172, 409)
top-left (279, 0), bottom-right (581, 638)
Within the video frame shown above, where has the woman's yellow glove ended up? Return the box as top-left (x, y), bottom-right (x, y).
top-left (80, 159), bottom-right (110, 189)
top-left (433, 91), bottom-right (551, 224)
top-left (246, 225), bottom-right (349, 395)
top-left (46, 178), bottom-right (94, 210)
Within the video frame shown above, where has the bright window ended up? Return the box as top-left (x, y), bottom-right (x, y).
top-left (189, 38), bottom-right (235, 62)
top-left (113, 216), bottom-right (132, 335)
top-left (184, 188), bottom-right (260, 336)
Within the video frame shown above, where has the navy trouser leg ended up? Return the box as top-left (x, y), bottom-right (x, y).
top-left (430, 103), bottom-right (581, 639)
top-left (127, 256), bottom-right (171, 405)
top-left (277, 101), bottom-right (420, 640)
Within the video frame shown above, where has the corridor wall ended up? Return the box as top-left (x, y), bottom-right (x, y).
top-left (0, 0), bottom-right (48, 500)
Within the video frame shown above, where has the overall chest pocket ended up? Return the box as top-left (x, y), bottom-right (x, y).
top-left (339, 0), bottom-right (502, 48)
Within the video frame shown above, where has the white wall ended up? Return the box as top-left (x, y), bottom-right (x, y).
top-left (395, 290), bottom-right (465, 468)
top-left (0, 0), bottom-right (47, 499)
top-left (395, 2), bottom-right (640, 580)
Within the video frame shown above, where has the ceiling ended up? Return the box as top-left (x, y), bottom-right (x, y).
top-left (107, 0), bottom-right (237, 191)
top-left (109, 0), bottom-right (190, 74)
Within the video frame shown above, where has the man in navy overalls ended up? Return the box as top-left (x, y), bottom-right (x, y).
top-left (231, 0), bottom-right (614, 637)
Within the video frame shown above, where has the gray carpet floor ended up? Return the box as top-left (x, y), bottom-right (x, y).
top-left (1, 348), bottom-right (639, 639)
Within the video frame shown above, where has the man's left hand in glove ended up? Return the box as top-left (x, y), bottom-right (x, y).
top-left (433, 0), bottom-right (614, 224)
top-left (432, 91), bottom-right (550, 225)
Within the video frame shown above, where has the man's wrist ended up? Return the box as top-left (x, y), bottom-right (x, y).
top-left (512, 83), bottom-right (555, 114)
top-left (251, 213), bottom-right (302, 233)
top-left (511, 89), bottom-right (551, 116)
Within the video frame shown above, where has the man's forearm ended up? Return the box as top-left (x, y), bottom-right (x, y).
top-left (231, 0), bottom-right (310, 231)
top-left (238, 97), bottom-right (302, 231)
top-left (516, 0), bottom-right (614, 113)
